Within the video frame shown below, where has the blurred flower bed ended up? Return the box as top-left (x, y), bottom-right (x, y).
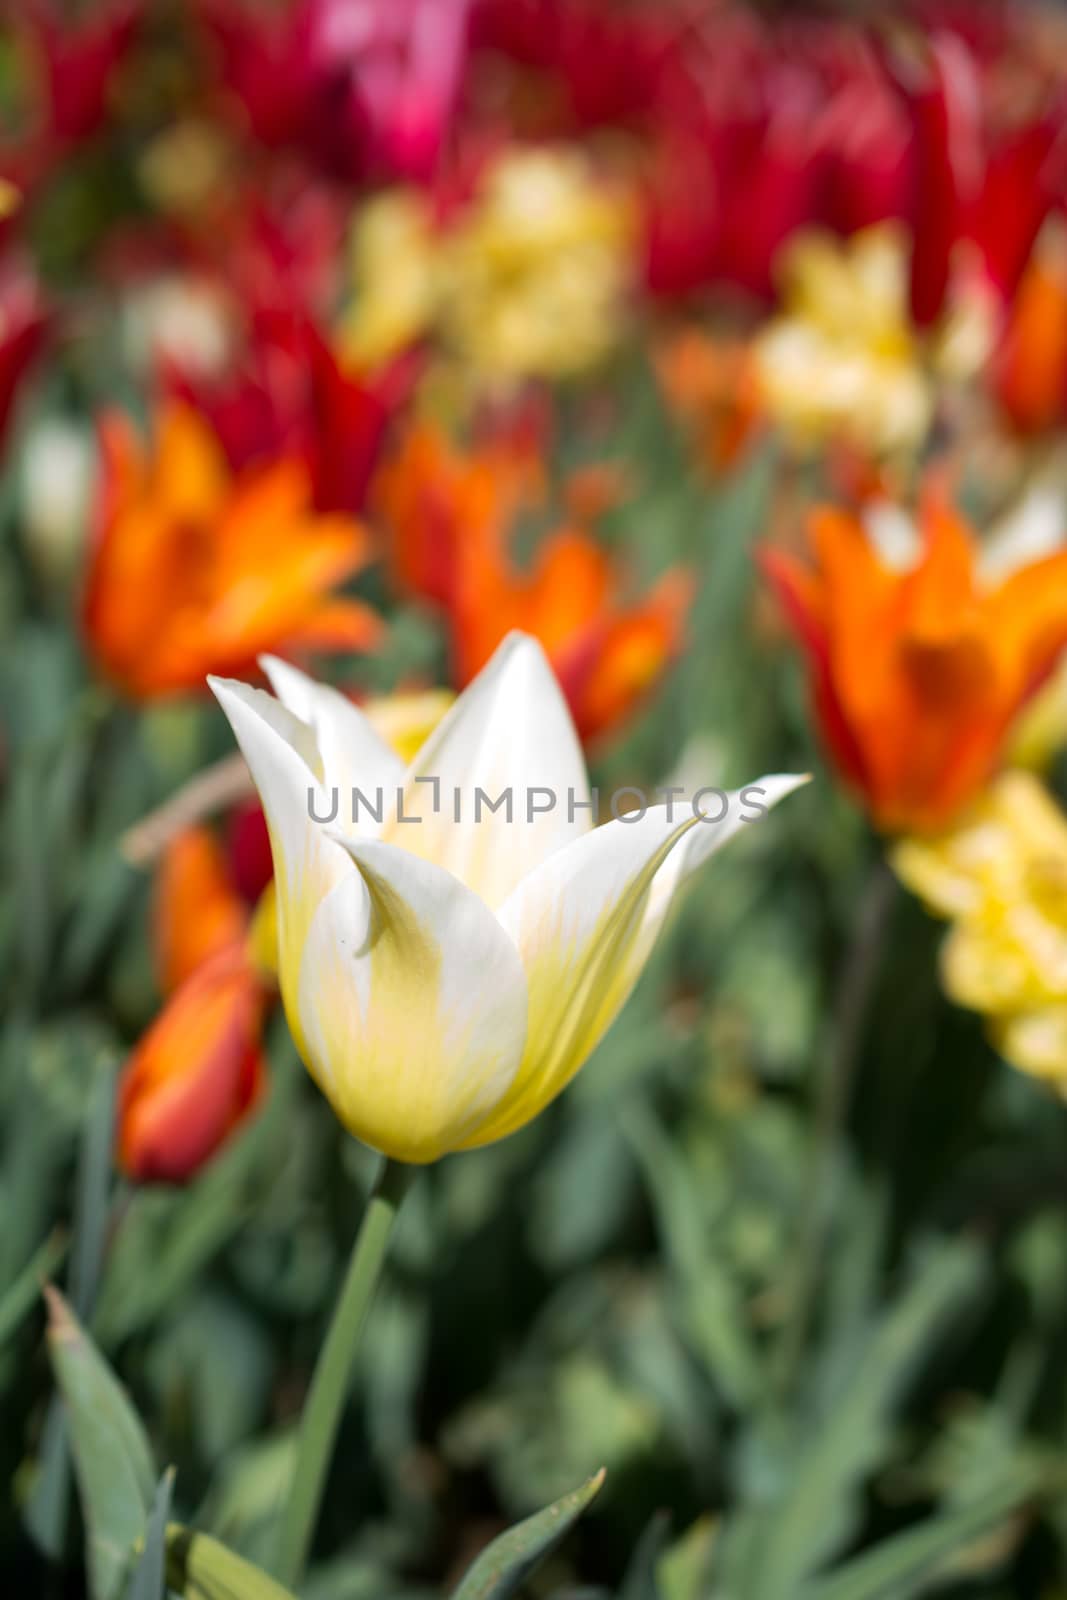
top-left (7, 1), bottom-right (1067, 1596)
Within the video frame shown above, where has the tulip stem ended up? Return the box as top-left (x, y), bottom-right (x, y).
top-left (276, 1157), bottom-right (413, 1589)
top-left (773, 856), bottom-right (896, 1392)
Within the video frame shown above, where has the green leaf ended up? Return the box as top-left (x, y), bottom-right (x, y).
top-left (164, 1525), bottom-right (298, 1600)
top-left (450, 1470), bottom-right (606, 1600)
top-left (0, 1228), bottom-right (66, 1349)
top-left (618, 1511), bottom-right (670, 1600)
top-left (622, 1103), bottom-right (761, 1407)
top-left (126, 1469), bottom-right (175, 1600)
top-left (45, 1285), bottom-right (156, 1600)
top-left (26, 1077), bottom-right (117, 1561)
top-left (658, 1518), bottom-right (716, 1600)
top-left (739, 1239), bottom-right (987, 1600)
top-left (803, 1470), bottom-right (1040, 1600)
top-left (70, 1066), bottom-right (116, 1318)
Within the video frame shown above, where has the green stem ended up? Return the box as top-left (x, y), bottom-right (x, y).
top-left (276, 1158), bottom-right (413, 1589)
top-left (772, 856), bottom-right (896, 1392)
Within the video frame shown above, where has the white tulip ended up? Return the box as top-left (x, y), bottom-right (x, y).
top-left (210, 633), bottom-right (805, 1162)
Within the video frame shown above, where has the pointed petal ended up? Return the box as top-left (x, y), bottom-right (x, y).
top-left (297, 839), bottom-right (528, 1162)
top-left (118, 948), bottom-right (266, 1184)
top-left (464, 774), bottom-right (807, 1147)
top-left (383, 631), bottom-right (592, 908)
top-left (208, 676), bottom-right (350, 1050)
top-left (154, 826), bottom-right (247, 993)
top-left (260, 656), bottom-right (403, 837)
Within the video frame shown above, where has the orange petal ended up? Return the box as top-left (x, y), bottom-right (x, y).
top-left (279, 597), bottom-right (386, 654)
top-left (154, 827), bottom-right (248, 993)
top-left (905, 486), bottom-right (979, 637)
top-left (117, 947), bottom-right (267, 1185)
top-left (760, 543), bottom-right (870, 790)
top-left (154, 402), bottom-right (230, 525)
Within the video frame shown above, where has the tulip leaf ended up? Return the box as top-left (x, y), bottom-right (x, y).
top-left (738, 1238), bottom-right (988, 1600)
top-left (125, 1468), bottom-right (174, 1600)
top-left (0, 1228), bottom-right (66, 1349)
top-left (450, 1469), bottom-right (606, 1600)
top-left (45, 1286), bottom-right (156, 1600)
top-left (622, 1103), bottom-right (761, 1406)
top-left (27, 1075), bottom-right (118, 1563)
top-left (164, 1524), bottom-right (299, 1600)
top-left (802, 1468), bottom-right (1041, 1600)
top-left (618, 1511), bottom-right (670, 1600)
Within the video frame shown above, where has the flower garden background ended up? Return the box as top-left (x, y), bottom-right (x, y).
top-left (6, 2), bottom-right (1067, 1597)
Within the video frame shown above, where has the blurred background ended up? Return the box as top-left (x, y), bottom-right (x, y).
top-left (6, 0), bottom-right (1067, 1595)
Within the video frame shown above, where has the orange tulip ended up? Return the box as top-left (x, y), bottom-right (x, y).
top-left (997, 233), bottom-right (1067, 434)
top-left (83, 403), bottom-right (382, 699)
top-left (761, 488), bottom-right (1067, 834)
top-left (153, 826), bottom-right (249, 993)
top-left (376, 424), bottom-right (691, 740)
top-left (118, 822), bottom-right (274, 1184)
top-left (655, 327), bottom-right (762, 472)
top-left (117, 945), bottom-right (267, 1184)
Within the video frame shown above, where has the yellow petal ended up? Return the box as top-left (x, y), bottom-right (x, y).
top-left (297, 839), bottom-right (528, 1161)
top-left (465, 774), bottom-right (806, 1147)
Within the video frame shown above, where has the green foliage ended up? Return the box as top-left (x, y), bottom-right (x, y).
top-left (45, 1287), bottom-right (156, 1600)
top-left (450, 1472), bottom-right (606, 1600)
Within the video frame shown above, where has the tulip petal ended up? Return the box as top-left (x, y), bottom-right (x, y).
top-left (260, 655), bottom-right (404, 838)
top-left (465, 774), bottom-right (807, 1147)
top-left (208, 675), bottom-right (351, 1051)
top-left (385, 631), bottom-right (592, 908)
top-left (118, 948), bottom-right (266, 1184)
top-left (297, 838), bottom-right (528, 1162)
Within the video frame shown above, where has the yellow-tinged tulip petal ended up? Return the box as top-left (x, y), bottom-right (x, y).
top-left (260, 655), bottom-right (404, 840)
top-left (463, 775), bottom-right (805, 1148)
top-left (247, 883), bottom-right (278, 980)
top-left (385, 633), bottom-right (592, 909)
top-left (298, 838), bottom-right (527, 1162)
top-left (364, 689), bottom-right (456, 765)
top-left (207, 676), bottom-right (349, 1053)
top-left (209, 634), bottom-right (807, 1161)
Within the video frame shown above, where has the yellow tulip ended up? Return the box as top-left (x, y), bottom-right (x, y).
top-left (339, 148), bottom-right (634, 384)
top-left (893, 772), bottom-right (1067, 1087)
top-left (210, 634), bottom-right (804, 1162)
top-left (754, 222), bottom-right (993, 457)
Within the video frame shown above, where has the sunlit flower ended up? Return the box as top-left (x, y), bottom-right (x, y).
top-left (20, 0), bottom-right (139, 145)
top-left (341, 147), bottom-right (635, 383)
top-left (893, 772), bottom-right (1067, 1088)
top-left (118, 823), bottom-right (272, 1185)
top-left (339, 194), bottom-right (438, 372)
top-left (119, 689), bottom-right (455, 1182)
top-left (82, 403), bottom-right (381, 699)
top-left (167, 314), bottom-right (408, 516)
top-left (375, 423), bottom-right (690, 740)
top-left (202, 0), bottom-right (472, 183)
top-left (210, 634), bottom-right (804, 1163)
top-left (905, 32), bottom-right (1064, 332)
top-left (641, 17), bottom-right (909, 301)
top-left (120, 275), bottom-right (236, 382)
top-left (655, 327), bottom-right (763, 472)
top-left (118, 945), bottom-right (268, 1184)
top-left (753, 223), bottom-right (992, 457)
top-left (996, 223), bottom-right (1067, 434)
top-left (18, 417), bottom-right (95, 584)
top-left (761, 487), bottom-right (1067, 833)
